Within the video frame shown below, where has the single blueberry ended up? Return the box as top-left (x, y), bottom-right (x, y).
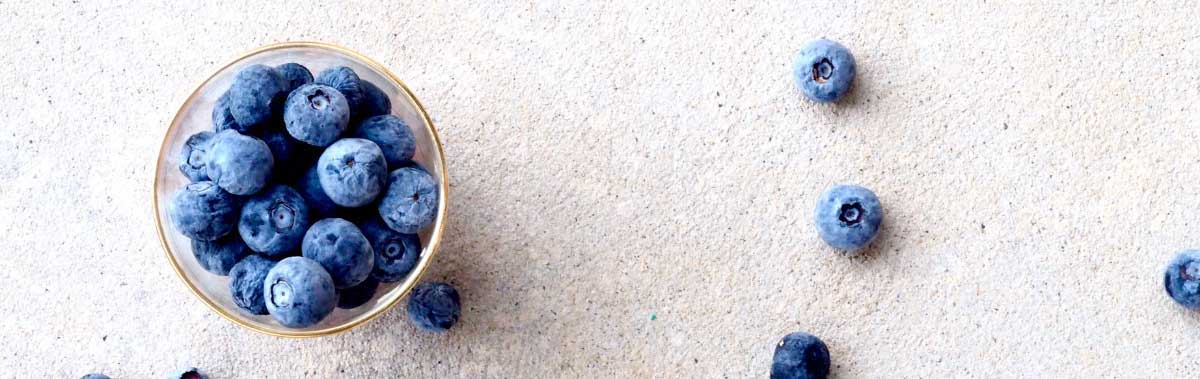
top-left (359, 217), bottom-right (420, 283)
top-left (283, 84), bottom-right (350, 147)
top-left (296, 164), bottom-right (339, 217)
top-left (337, 276), bottom-right (379, 309)
top-left (275, 62), bottom-right (313, 93)
top-left (263, 256), bottom-right (337, 328)
top-left (407, 282), bottom-right (460, 332)
top-left (793, 39), bottom-right (856, 103)
top-left (315, 66), bottom-right (364, 111)
top-left (178, 131), bottom-right (213, 182)
top-left (227, 64), bottom-right (288, 129)
top-left (80, 374), bottom-right (110, 379)
top-left (301, 218), bottom-right (374, 289)
top-left (229, 254), bottom-right (276, 315)
top-left (378, 166), bottom-right (439, 234)
top-left (1164, 250), bottom-right (1200, 309)
top-left (238, 184), bottom-right (311, 256)
top-left (771, 332), bottom-right (831, 379)
top-left (352, 115), bottom-right (415, 168)
top-left (169, 181), bottom-right (239, 241)
top-left (205, 130), bottom-right (274, 196)
top-left (317, 138), bottom-right (387, 207)
top-left (190, 232), bottom-right (250, 275)
top-left (813, 184), bottom-right (882, 252)
top-left (356, 79), bottom-right (391, 119)
top-left (212, 92), bottom-right (240, 132)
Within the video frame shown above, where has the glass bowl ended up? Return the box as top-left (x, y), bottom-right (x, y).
top-left (152, 42), bottom-right (448, 337)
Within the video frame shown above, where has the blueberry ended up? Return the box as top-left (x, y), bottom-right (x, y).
top-left (261, 129), bottom-right (310, 181)
top-left (352, 115), bottom-right (415, 167)
top-left (80, 374), bottom-right (110, 379)
top-left (359, 217), bottom-right (420, 283)
top-left (1164, 250), bottom-right (1200, 309)
top-left (171, 367), bottom-right (206, 379)
top-left (283, 84), bottom-right (350, 147)
top-left (317, 138), bottom-right (387, 207)
top-left (275, 62), bottom-right (313, 93)
top-left (296, 164), bottom-right (339, 217)
top-left (407, 282), bottom-right (460, 332)
top-left (771, 332), bottom-right (831, 379)
top-left (169, 181), bottom-right (239, 241)
top-left (212, 92), bottom-right (239, 132)
top-left (229, 254), bottom-right (276, 315)
top-left (205, 130), bottom-right (274, 195)
top-left (190, 233), bottom-right (250, 275)
top-left (315, 66), bottom-right (364, 110)
top-left (356, 79), bottom-right (391, 119)
top-left (813, 184), bottom-right (882, 252)
top-left (263, 256), bottom-right (337, 328)
top-left (793, 39), bottom-right (856, 103)
top-left (178, 131), bottom-right (213, 182)
top-left (227, 64), bottom-right (287, 130)
top-left (238, 184), bottom-right (311, 256)
top-left (301, 218), bottom-right (374, 289)
top-left (337, 276), bottom-right (379, 309)
top-left (378, 166), bottom-right (438, 234)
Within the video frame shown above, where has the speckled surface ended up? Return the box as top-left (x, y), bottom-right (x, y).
top-left (3, 2), bottom-right (1200, 377)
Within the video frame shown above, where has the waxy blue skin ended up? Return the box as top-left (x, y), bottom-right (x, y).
top-left (296, 164), bottom-right (339, 217)
top-left (356, 79), bottom-right (391, 119)
top-left (813, 184), bottom-right (882, 252)
top-left (80, 374), bottom-right (110, 379)
top-left (317, 138), bottom-right (387, 207)
top-left (178, 131), bottom-right (213, 182)
top-left (378, 166), bottom-right (438, 234)
top-left (205, 130), bottom-right (274, 196)
top-left (302, 218), bottom-right (374, 289)
top-left (228, 64), bottom-right (288, 129)
top-left (1164, 250), bottom-right (1200, 309)
top-left (212, 92), bottom-right (239, 133)
top-left (352, 115), bottom-right (415, 168)
top-left (407, 282), bottom-right (460, 332)
top-left (284, 84), bottom-right (350, 147)
top-left (793, 39), bottom-right (856, 103)
top-left (315, 66), bottom-right (364, 110)
top-left (771, 332), bottom-right (831, 379)
top-left (229, 254), bottom-right (276, 315)
top-left (337, 276), bottom-right (379, 309)
top-left (169, 181), bottom-right (239, 241)
top-left (239, 185), bottom-right (311, 256)
top-left (275, 62), bottom-right (313, 94)
top-left (190, 233), bottom-right (250, 275)
top-left (264, 256), bottom-right (337, 328)
top-left (359, 217), bottom-right (420, 282)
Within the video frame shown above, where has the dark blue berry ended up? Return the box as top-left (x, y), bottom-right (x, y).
top-left (190, 232), bottom-right (250, 275)
top-left (169, 181), bottom-right (238, 241)
top-left (301, 218), bottom-right (374, 289)
top-left (352, 115), bottom-right (415, 168)
top-left (178, 131), bottom-right (213, 182)
top-left (229, 254), bottom-right (276, 315)
top-left (771, 332), bottom-right (831, 379)
top-left (407, 282), bottom-right (460, 332)
top-left (264, 256), bottom-right (337, 328)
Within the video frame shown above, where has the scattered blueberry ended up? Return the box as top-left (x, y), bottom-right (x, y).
top-left (227, 64), bottom-right (287, 130)
top-left (301, 218), bottom-right (374, 289)
top-left (793, 39), bottom-right (856, 103)
top-left (1164, 250), bottom-right (1200, 309)
top-left (359, 217), bottom-right (420, 283)
top-left (378, 166), bottom-right (438, 234)
top-left (771, 332), bottom-right (831, 379)
top-left (337, 276), bottom-right (379, 309)
top-left (352, 115), bottom-right (415, 167)
top-left (283, 84), bottom-right (350, 147)
top-left (238, 184), bottom-right (311, 256)
top-left (190, 232), bottom-right (250, 275)
top-left (169, 181), bottom-right (239, 241)
top-left (317, 138), bottom-right (387, 207)
top-left (178, 131), bottom-right (213, 182)
top-left (80, 374), bottom-right (110, 379)
top-left (296, 164), bottom-right (339, 217)
top-left (211, 92), bottom-right (239, 132)
top-left (275, 62), bottom-right (313, 93)
top-left (229, 254), bottom-right (276, 315)
top-left (813, 184), bottom-right (882, 252)
top-left (264, 256), bottom-right (337, 328)
top-left (407, 282), bottom-right (460, 332)
top-left (315, 66), bottom-right (364, 110)
top-left (356, 79), bottom-right (391, 119)
top-left (205, 130), bottom-right (274, 195)
top-left (171, 367), bottom-right (206, 379)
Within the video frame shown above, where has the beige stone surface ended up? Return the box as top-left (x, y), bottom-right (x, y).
top-left (2, 1), bottom-right (1200, 377)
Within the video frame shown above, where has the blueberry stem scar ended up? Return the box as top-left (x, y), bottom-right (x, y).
top-left (838, 202), bottom-right (863, 225)
top-left (812, 58), bottom-right (834, 83)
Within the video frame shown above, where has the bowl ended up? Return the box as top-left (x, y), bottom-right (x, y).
top-left (152, 41), bottom-right (448, 337)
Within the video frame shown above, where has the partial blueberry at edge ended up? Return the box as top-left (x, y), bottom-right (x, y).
top-left (178, 131), bottom-right (214, 182)
top-left (229, 254), bottom-right (276, 315)
top-left (352, 114), bottom-right (415, 168)
top-left (191, 232), bottom-right (250, 275)
top-left (1164, 250), bottom-right (1200, 309)
top-left (315, 66), bottom-right (365, 110)
top-left (276, 62), bottom-right (313, 94)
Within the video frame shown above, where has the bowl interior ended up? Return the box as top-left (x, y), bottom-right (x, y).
top-left (154, 43), bottom-right (446, 337)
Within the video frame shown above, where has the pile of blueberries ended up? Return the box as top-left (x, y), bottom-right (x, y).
top-left (168, 62), bottom-right (459, 331)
